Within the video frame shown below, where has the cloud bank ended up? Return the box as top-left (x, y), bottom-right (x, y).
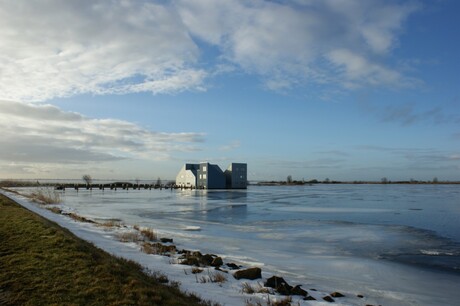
top-left (0, 100), bottom-right (204, 175)
top-left (0, 0), bottom-right (205, 102)
top-left (0, 0), bottom-right (419, 102)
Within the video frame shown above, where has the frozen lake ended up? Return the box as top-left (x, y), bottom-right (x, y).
top-left (16, 184), bottom-right (460, 305)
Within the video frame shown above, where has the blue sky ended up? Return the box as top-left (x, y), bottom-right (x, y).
top-left (0, 0), bottom-right (459, 182)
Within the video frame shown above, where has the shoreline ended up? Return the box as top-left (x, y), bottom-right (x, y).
top-left (1, 188), bottom-right (373, 306)
top-left (2, 179), bottom-right (460, 190)
top-left (3, 186), bottom-right (460, 305)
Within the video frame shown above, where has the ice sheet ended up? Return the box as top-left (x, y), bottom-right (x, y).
top-left (4, 184), bottom-right (460, 306)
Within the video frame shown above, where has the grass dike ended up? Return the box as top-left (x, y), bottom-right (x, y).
top-left (0, 194), bottom-right (210, 306)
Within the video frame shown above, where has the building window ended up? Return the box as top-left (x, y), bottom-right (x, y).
top-left (203, 166), bottom-right (207, 171)
top-left (203, 174), bottom-right (207, 179)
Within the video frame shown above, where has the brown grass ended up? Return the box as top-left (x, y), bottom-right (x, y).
top-left (270, 296), bottom-right (294, 306)
top-left (46, 206), bottom-right (63, 214)
top-left (140, 228), bottom-right (157, 241)
top-left (117, 230), bottom-right (141, 242)
top-left (199, 271), bottom-right (227, 284)
top-left (211, 272), bottom-right (227, 284)
top-left (245, 300), bottom-right (264, 306)
top-left (66, 212), bottom-right (95, 223)
top-left (242, 282), bottom-right (271, 295)
top-left (141, 242), bottom-right (176, 256)
top-left (98, 220), bottom-right (123, 228)
top-left (192, 267), bottom-right (204, 274)
top-left (29, 188), bottom-right (62, 204)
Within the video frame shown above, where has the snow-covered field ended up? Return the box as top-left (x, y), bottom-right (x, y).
top-left (3, 184), bottom-right (460, 306)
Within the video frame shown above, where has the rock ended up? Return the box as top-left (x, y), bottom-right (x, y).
top-left (304, 296), bottom-right (316, 301)
top-left (179, 251), bottom-right (224, 267)
top-left (264, 276), bottom-right (289, 289)
top-left (201, 254), bottom-right (214, 266)
top-left (179, 250), bottom-right (201, 266)
top-left (233, 267), bottom-right (262, 280)
top-left (323, 296), bottom-right (335, 303)
top-left (180, 256), bottom-right (200, 266)
top-left (211, 256), bottom-right (223, 267)
top-left (226, 263), bottom-right (240, 270)
top-left (192, 251), bottom-right (203, 258)
top-left (160, 238), bottom-right (173, 243)
top-left (265, 276), bottom-right (307, 296)
top-left (178, 249), bottom-right (190, 255)
top-left (357, 294), bottom-right (364, 298)
top-left (276, 282), bottom-right (293, 295)
top-left (264, 276), bottom-right (293, 295)
top-left (331, 291), bottom-right (345, 297)
top-left (291, 285), bottom-right (308, 297)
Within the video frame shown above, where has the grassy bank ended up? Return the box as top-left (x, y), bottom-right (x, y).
top-left (0, 194), bottom-right (209, 306)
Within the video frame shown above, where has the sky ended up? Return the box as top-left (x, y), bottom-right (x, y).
top-left (0, 0), bottom-right (459, 182)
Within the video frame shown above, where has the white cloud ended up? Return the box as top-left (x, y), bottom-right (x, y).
top-left (176, 0), bottom-right (420, 89)
top-left (327, 48), bottom-right (407, 88)
top-left (0, 0), bottom-right (420, 102)
top-left (0, 0), bottom-right (206, 102)
top-left (0, 100), bottom-right (205, 167)
top-left (219, 140), bottom-right (241, 152)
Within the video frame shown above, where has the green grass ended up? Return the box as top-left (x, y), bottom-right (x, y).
top-left (0, 194), bottom-right (211, 306)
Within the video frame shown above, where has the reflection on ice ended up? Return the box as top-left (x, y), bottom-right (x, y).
top-left (183, 226), bottom-right (201, 231)
top-left (271, 206), bottom-right (393, 213)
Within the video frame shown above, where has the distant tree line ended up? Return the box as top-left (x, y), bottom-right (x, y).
top-left (254, 176), bottom-right (455, 186)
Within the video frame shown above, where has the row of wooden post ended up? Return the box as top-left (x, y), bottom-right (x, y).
top-left (55, 184), bottom-right (205, 191)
